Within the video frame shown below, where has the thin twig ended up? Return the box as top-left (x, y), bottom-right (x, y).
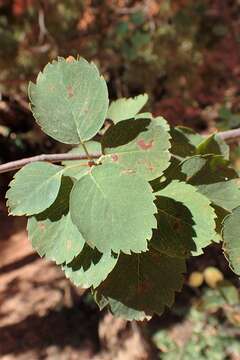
top-left (0, 152), bottom-right (101, 174)
top-left (0, 128), bottom-right (240, 174)
top-left (218, 128), bottom-right (240, 141)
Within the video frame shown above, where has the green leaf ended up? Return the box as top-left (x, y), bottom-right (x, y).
top-left (222, 206), bottom-right (240, 275)
top-left (102, 116), bottom-right (171, 181)
top-left (29, 57), bottom-right (109, 144)
top-left (153, 181), bottom-right (217, 256)
top-left (197, 134), bottom-right (229, 159)
top-left (62, 141), bottom-right (101, 179)
top-left (96, 247), bottom-right (186, 317)
top-left (108, 299), bottom-right (151, 321)
top-left (70, 162), bottom-right (157, 254)
top-left (176, 126), bottom-right (204, 147)
top-left (6, 162), bottom-right (63, 216)
top-left (94, 294), bottom-right (150, 321)
top-left (102, 117), bottom-right (151, 148)
top-left (150, 156), bottom-right (185, 192)
top-left (170, 127), bottom-right (201, 159)
top-left (135, 112), bottom-right (170, 131)
top-left (212, 205), bottom-right (230, 243)
top-left (181, 155), bottom-right (240, 211)
top-left (27, 177), bottom-right (85, 265)
top-left (107, 94), bottom-right (148, 123)
top-left (62, 244), bottom-right (118, 288)
top-left (151, 197), bottom-right (196, 258)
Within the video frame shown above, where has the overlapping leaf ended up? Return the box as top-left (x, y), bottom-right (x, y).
top-left (212, 205), bottom-right (230, 243)
top-left (107, 94), bottom-right (148, 123)
top-left (153, 181), bottom-right (217, 256)
top-left (181, 155), bottom-right (240, 211)
top-left (197, 134), bottom-right (229, 159)
top-left (134, 112), bottom-right (170, 131)
top-left (170, 127), bottom-right (229, 161)
top-left (151, 197), bottom-right (196, 258)
top-left (28, 177), bottom-right (85, 265)
top-left (62, 141), bottom-right (101, 179)
top-left (63, 244), bottom-right (118, 288)
top-left (70, 162), bottom-right (157, 254)
top-left (95, 247), bottom-right (186, 317)
top-left (175, 126), bottom-right (204, 147)
top-left (222, 206), bottom-right (240, 275)
top-left (170, 127), bottom-right (202, 158)
top-left (94, 293), bottom-right (150, 321)
top-left (29, 57), bottom-right (109, 144)
top-left (6, 162), bottom-right (63, 216)
top-left (101, 116), bottom-right (171, 181)
top-left (150, 156), bottom-right (185, 192)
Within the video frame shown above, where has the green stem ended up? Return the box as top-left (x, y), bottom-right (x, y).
top-left (81, 141), bottom-right (92, 162)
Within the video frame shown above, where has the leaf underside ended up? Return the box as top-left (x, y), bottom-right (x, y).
top-left (94, 293), bottom-right (151, 321)
top-left (62, 244), bottom-right (118, 288)
top-left (28, 176), bottom-right (85, 265)
top-left (102, 116), bottom-right (171, 181)
top-left (70, 162), bottom-right (157, 254)
top-left (6, 162), bottom-right (63, 216)
top-left (29, 57), bottom-right (109, 144)
top-left (107, 94), bottom-right (148, 123)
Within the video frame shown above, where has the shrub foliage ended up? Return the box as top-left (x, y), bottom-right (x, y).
top-left (6, 57), bottom-right (240, 320)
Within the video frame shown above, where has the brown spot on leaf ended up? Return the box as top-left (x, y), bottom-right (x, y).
top-left (67, 85), bottom-right (74, 98)
top-left (173, 220), bottom-right (181, 231)
top-left (147, 163), bottom-right (155, 172)
top-left (137, 139), bottom-right (154, 150)
top-left (137, 280), bottom-right (151, 295)
top-left (38, 223), bottom-right (46, 231)
top-left (111, 154), bottom-right (119, 162)
top-left (67, 240), bottom-right (72, 250)
top-left (66, 56), bottom-right (75, 63)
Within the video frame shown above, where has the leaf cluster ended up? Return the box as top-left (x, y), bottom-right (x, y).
top-left (6, 57), bottom-right (240, 321)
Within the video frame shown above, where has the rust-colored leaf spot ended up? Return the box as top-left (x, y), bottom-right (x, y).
top-left (111, 154), bottom-right (119, 162)
top-left (137, 139), bottom-right (154, 150)
top-left (67, 85), bottom-right (74, 98)
top-left (147, 162), bottom-right (155, 172)
top-left (173, 220), bottom-right (181, 231)
top-left (66, 56), bottom-right (75, 63)
top-left (38, 222), bottom-right (46, 231)
top-left (137, 280), bottom-right (151, 295)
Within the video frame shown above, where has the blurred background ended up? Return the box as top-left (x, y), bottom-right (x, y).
top-left (1, 1), bottom-right (240, 359)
